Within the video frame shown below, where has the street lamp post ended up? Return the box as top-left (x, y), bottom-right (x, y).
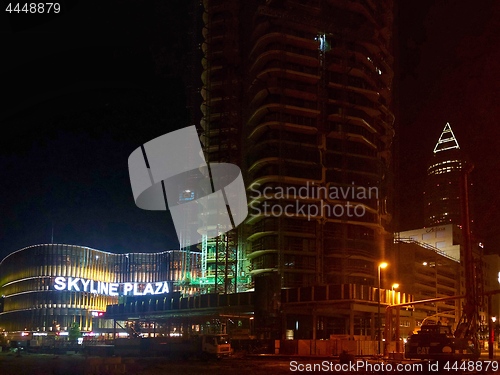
top-left (377, 262), bottom-right (388, 355)
top-left (490, 314), bottom-right (497, 360)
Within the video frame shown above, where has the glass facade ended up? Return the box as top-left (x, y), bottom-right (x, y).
top-left (424, 150), bottom-right (463, 226)
top-left (0, 244), bottom-right (192, 334)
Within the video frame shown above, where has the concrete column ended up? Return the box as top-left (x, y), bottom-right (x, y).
top-left (370, 312), bottom-right (375, 340)
top-left (312, 312), bottom-right (317, 340)
top-left (349, 304), bottom-right (354, 337)
top-left (282, 312), bottom-right (287, 340)
top-left (395, 307), bottom-right (401, 353)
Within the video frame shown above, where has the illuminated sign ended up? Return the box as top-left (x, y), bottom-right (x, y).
top-left (53, 276), bottom-right (170, 296)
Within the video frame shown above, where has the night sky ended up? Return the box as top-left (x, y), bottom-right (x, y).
top-left (0, 1), bottom-right (191, 259)
top-left (397, 0), bottom-right (500, 253)
top-left (1, 1), bottom-right (500, 262)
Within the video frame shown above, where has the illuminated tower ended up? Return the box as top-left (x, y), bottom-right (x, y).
top-left (424, 123), bottom-right (464, 226)
top-left (201, 0), bottom-right (395, 288)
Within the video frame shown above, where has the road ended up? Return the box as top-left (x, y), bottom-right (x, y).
top-left (1, 352), bottom-right (499, 374)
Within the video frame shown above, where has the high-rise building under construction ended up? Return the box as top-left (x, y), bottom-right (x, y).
top-left (199, 0), bottom-right (395, 290)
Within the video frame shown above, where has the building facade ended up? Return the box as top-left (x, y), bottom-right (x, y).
top-left (201, 0), bottom-right (395, 289)
top-left (484, 253), bottom-right (500, 333)
top-left (398, 224), bottom-right (461, 262)
top-left (0, 244), bottom-right (198, 336)
top-left (393, 238), bottom-right (461, 324)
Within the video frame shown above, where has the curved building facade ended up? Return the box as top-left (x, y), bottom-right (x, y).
top-left (0, 244), bottom-right (197, 334)
top-left (201, 0), bottom-right (394, 288)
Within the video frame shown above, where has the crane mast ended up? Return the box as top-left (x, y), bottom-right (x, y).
top-left (453, 163), bottom-right (481, 351)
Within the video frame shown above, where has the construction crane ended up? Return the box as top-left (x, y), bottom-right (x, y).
top-left (453, 162), bottom-right (482, 353)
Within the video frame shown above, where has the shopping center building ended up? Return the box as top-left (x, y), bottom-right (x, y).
top-left (4, 235), bottom-right (491, 353)
top-left (0, 244), bottom-right (199, 337)
top-left (1, 243), bottom-right (419, 350)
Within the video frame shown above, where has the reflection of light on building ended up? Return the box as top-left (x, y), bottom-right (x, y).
top-left (166, 249), bottom-right (202, 295)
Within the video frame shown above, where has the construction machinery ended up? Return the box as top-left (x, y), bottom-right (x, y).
top-left (405, 322), bottom-right (478, 360)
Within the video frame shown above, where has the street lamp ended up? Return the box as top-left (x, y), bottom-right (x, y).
top-left (377, 262), bottom-right (388, 355)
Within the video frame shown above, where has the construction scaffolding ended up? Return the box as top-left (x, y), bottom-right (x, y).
top-left (199, 0), bottom-right (251, 294)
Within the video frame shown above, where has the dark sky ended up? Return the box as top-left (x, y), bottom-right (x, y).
top-left (396, 0), bottom-right (500, 254)
top-left (1, 1), bottom-right (500, 261)
top-left (0, 1), bottom-right (192, 260)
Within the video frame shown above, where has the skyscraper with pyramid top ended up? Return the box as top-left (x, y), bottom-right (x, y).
top-left (424, 123), bottom-right (464, 226)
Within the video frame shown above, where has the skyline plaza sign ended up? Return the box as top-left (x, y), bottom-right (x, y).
top-left (53, 276), bottom-right (170, 296)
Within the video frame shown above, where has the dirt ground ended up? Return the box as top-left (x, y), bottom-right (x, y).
top-left (0, 353), bottom-right (293, 375)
